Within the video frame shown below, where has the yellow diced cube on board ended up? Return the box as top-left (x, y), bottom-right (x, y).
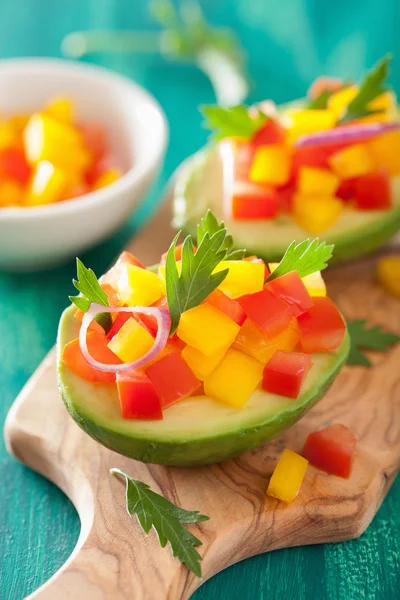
top-left (368, 131), bottom-right (400, 176)
top-left (204, 349), bottom-right (264, 408)
top-left (182, 345), bottom-right (226, 380)
top-left (249, 144), bottom-right (291, 186)
top-left (286, 109), bottom-right (336, 142)
top-left (213, 260), bottom-right (265, 299)
top-left (268, 263), bottom-right (326, 297)
top-left (328, 144), bottom-right (375, 179)
top-left (0, 180), bottom-right (25, 207)
top-left (118, 264), bottom-right (165, 306)
top-left (376, 256), bottom-right (400, 299)
top-left (293, 194), bottom-right (343, 234)
top-left (267, 449), bottom-right (308, 503)
top-left (177, 304), bottom-right (240, 357)
top-left (25, 161), bottom-right (68, 206)
top-left (93, 168), bottom-right (122, 190)
top-left (327, 86), bottom-right (358, 118)
top-left (107, 317), bottom-right (154, 363)
top-left (297, 166), bottom-right (340, 196)
top-left (45, 97), bottom-right (74, 123)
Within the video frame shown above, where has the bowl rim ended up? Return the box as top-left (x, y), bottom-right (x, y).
top-left (0, 57), bottom-right (169, 222)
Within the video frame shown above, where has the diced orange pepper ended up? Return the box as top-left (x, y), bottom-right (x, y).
top-left (93, 167), bottom-right (122, 190)
top-left (328, 144), bottom-right (375, 179)
top-left (368, 131), bottom-right (400, 176)
top-left (233, 317), bottom-right (299, 364)
top-left (25, 161), bottom-right (69, 206)
top-left (267, 449), bottom-right (308, 503)
top-left (249, 144), bottom-right (291, 186)
top-left (62, 332), bottom-right (121, 382)
top-left (0, 179), bottom-right (25, 207)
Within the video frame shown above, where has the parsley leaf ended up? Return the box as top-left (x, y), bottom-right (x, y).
top-left (266, 239), bottom-right (334, 282)
top-left (201, 104), bottom-right (268, 140)
top-left (307, 89), bottom-right (332, 110)
top-left (197, 209), bottom-right (246, 259)
top-left (111, 468), bottom-right (209, 577)
top-left (339, 54), bottom-right (392, 124)
top-left (347, 319), bottom-right (400, 367)
top-left (69, 258), bottom-right (112, 332)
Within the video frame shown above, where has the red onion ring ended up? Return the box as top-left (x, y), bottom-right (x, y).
top-left (294, 121), bottom-right (400, 148)
top-left (79, 303), bottom-right (171, 373)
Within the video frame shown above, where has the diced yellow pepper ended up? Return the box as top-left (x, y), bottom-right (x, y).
top-left (107, 317), bottom-right (154, 363)
top-left (233, 317), bottom-right (299, 364)
top-left (0, 179), bottom-right (25, 207)
top-left (177, 304), bottom-right (240, 357)
top-left (368, 131), bottom-right (400, 176)
top-left (267, 449), bottom-right (308, 503)
top-left (25, 161), bottom-right (68, 206)
top-left (298, 166), bottom-right (340, 196)
top-left (327, 86), bottom-right (358, 118)
top-left (268, 263), bottom-right (327, 297)
top-left (376, 256), bottom-right (400, 299)
top-left (93, 168), bottom-right (122, 190)
top-left (328, 144), bottom-right (375, 179)
top-left (45, 97), bottom-right (74, 123)
top-left (204, 349), bottom-right (264, 408)
top-left (24, 113), bottom-right (91, 172)
top-left (213, 260), bottom-right (265, 299)
top-left (182, 345), bottom-right (226, 380)
top-left (293, 194), bottom-right (343, 234)
top-left (249, 144), bottom-right (291, 186)
top-left (357, 91), bottom-right (399, 124)
top-left (285, 109), bottom-right (336, 142)
top-left (117, 264), bottom-right (165, 306)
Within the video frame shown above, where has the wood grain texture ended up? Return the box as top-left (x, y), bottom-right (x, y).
top-left (4, 194), bottom-right (400, 599)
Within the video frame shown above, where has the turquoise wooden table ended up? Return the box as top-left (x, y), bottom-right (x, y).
top-left (0, 1), bottom-right (399, 598)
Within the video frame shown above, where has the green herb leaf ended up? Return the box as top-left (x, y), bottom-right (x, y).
top-left (197, 209), bottom-right (245, 259)
top-left (307, 89), bottom-right (332, 110)
top-left (347, 319), bottom-right (400, 367)
top-left (201, 104), bottom-right (267, 140)
top-left (111, 468), bottom-right (209, 577)
top-left (339, 54), bottom-right (392, 124)
top-left (69, 258), bottom-right (112, 332)
top-left (266, 239), bottom-right (334, 282)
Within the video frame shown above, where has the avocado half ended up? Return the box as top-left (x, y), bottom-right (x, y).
top-left (57, 305), bottom-right (350, 466)
top-left (173, 146), bottom-right (400, 264)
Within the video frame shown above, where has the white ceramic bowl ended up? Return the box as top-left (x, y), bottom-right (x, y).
top-left (0, 58), bottom-right (168, 270)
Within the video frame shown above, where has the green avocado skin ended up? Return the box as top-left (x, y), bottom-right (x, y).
top-left (58, 308), bottom-right (350, 466)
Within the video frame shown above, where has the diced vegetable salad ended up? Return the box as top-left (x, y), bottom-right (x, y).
top-left (62, 212), bottom-right (346, 422)
top-left (0, 96), bottom-right (122, 208)
top-left (204, 56), bottom-right (400, 233)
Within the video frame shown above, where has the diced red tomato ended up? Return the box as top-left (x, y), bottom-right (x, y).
top-left (266, 272), bottom-right (313, 317)
top-left (0, 147), bottom-right (31, 184)
top-left (106, 311), bottom-right (133, 340)
top-left (232, 182), bottom-right (279, 220)
top-left (205, 289), bottom-right (246, 326)
top-left (262, 350), bottom-right (313, 398)
top-left (297, 297), bottom-right (346, 353)
top-left (77, 122), bottom-right (107, 159)
top-left (244, 256), bottom-right (270, 279)
top-left (292, 142), bottom-right (350, 176)
top-left (101, 283), bottom-right (121, 306)
top-left (308, 77), bottom-right (344, 100)
top-left (302, 424), bottom-right (356, 478)
top-left (277, 180), bottom-right (296, 212)
top-left (101, 250), bottom-right (145, 289)
top-left (116, 250), bottom-right (145, 270)
top-left (62, 332), bottom-right (121, 382)
top-left (251, 118), bottom-right (286, 146)
top-left (116, 370), bottom-right (163, 420)
top-left (353, 170), bottom-right (392, 210)
top-left (336, 179), bottom-right (355, 201)
top-left (146, 350), bottom-right (201, 408)
top-left (238, 286), bottom-right (293, 337)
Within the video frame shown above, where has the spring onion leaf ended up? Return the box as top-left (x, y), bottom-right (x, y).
top-left (111, 468), bottom-right (209, 577)
top-left (266, 239), bottom-right (334, 282)
top-left (201, 105), bottom-right (267, 140)
top-left (69, 258), bottom-right (112, 332)
top-left (339, 54), bottom-right (392, 124)
top-left (347, 319), bottom-right (400, 367)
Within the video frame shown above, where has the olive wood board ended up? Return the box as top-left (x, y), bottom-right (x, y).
top-left (4, 195), bottom-right (400, 600)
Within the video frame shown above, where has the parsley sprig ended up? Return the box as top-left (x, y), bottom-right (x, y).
top-left (111, 468), bottom-right (209, 577)
top-left (165, 210), bottom-right (245, 334)
top-left (201, 105), bottom-right (268, 140)
top-left (339, 54), bottom-right (392, 124)
top-left (347, 319), bottom-right (400, 367)
top-left (69, 258), bottom-right (112, 332)
top-left (266, 239), bottom-right (334, 282)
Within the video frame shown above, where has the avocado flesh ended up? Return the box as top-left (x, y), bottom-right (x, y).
top-left (173, 147), bottom-right (400, 264)
top-left (58, 305), bottom-right (350, 466)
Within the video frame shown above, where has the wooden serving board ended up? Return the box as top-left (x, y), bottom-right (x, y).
top-left (4, 195), bottom-right (400, 600)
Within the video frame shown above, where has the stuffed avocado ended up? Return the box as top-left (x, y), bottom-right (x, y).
top-left (57, 211), bottom-right (349, 466)
top-left (173, 55), bottom-right (400, 264)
